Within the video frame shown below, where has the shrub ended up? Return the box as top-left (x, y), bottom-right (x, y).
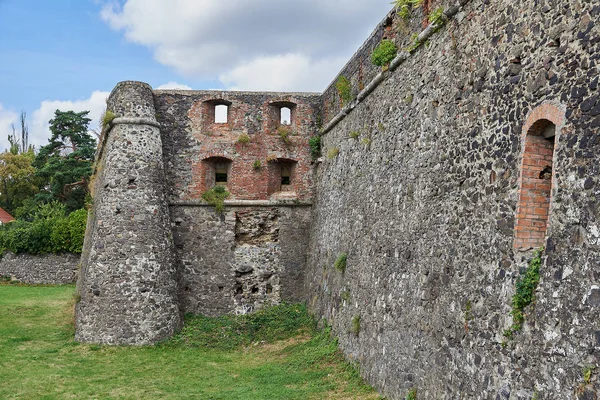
top-left (101, 110), bottom-right (116, 130)
top-left (252, 160), bottom-right (262, 169)
top-left (335, 76), bottom-right (353, 107)
top-left (327, 147), bottom-right (340, 159)
top-left (202, 186), bottom-right (230, 214)
top-left (428, 6), bottom-right (444, 25)
top-left (237, 134), bottom-right (250, 145)
top-left (309, 135), bottom-right (321, 159)
top-left (278, 126), bottom-right (292, 144)
top-left (371, 39), bottom-right (398, 67)
top-left (503, 248), bottom-right (543, 341)
top-left (334, 252), bottom-right (347, 272)
top-left (392, 0), bottom-right (423, 19)
top-left (0, 203), bottom-right (87, 254)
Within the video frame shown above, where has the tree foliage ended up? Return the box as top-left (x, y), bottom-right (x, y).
top-left (34, 110), bottom-right (96, 212)
top-left (0, 202), bottom-right (87, 254)
top-left (0, 150), bottom-right (39, 215)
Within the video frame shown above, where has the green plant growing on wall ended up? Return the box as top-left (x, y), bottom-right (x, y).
top-left (252, 160), bottom-right (261, 170)
top-left (309, 135), bottom-right (321, 160)
top-left (371, 39), bottom-right (398, 68)
top-left (503, 248), bottom-right (543, 341)
top-left (315, 115), bottom-right (323, 130)
top-left (341, 290), bottom-right (351, 302)
top-left (327, 147), bottom-right (340, 159)
top-left (428, 6), bottom-right (444, 26)
top-left (334, 252), bottom-right (347, 272)
top-left (405, 388), bottom-right (417, 400)
top-left (391, 0), bottom-right (423, 19)
top-left (583, 365), bottom-right (596, 385)
top-left (464, 300), bottom-right (473, 332)
top-left (349, 130), bottom-right (360, 140)
top-left (406, 33), bottom-right (422, 52)
top-left (361, 138), bottom-right (371, 146)
top-left (350, 315), bottom-right (361, 336)
top-left (336, 75), bottom-right (353, 107)
top-left (237, 134), bottom-right (250, 145)
top-left (201, 185), bottom-right (230, 214)
top-left (101, 110), bottom-right (116, 130)
top-left (278, 126), bottom-right (292, 144)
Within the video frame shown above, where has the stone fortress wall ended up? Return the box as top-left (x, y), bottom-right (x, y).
top-left (307, 0), bottom-right (600, 398)
top-left (76, 0), bottom-right (600, 397)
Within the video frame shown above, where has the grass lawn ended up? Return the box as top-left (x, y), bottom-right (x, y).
top-left (0, 284), bottom-right (381, 399)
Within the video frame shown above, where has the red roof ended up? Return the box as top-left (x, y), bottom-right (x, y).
top-left (0, 207), bottom-right (15, 224)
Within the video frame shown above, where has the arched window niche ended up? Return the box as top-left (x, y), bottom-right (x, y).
top-left (202, 99), bottom-right (232, 127)
top-left (514, 104), bottom-right (565, 250)
top-left (268, 101), bottom-right (297, 132)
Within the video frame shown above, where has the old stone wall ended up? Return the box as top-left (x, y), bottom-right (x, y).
top-left (76, 0), bottom-right (600, 396)
top-left (305, 0), bottom-right (600, 399)
top-left (76, 82), bottom-right (182, 345)
top-left (155, 89), bottom-right (318, 315)
top-left (0, 252), bottom-right (79, 284)
top-left (171, 204), bottom-right (312, 316)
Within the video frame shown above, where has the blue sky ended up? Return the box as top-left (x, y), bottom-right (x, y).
top-left (0, 0), bottom-right (393, 151)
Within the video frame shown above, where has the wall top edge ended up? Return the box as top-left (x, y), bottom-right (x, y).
top-left (153, 89), bottom-right (322, 98)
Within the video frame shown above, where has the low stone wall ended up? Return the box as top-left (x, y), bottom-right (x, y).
top-left (0, 252), bottom-right (79, 284)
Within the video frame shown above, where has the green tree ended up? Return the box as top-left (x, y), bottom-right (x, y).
top-left (0, 149), bottom-right (39, 215)
top-left (34, 110), bottom-right (96, 212)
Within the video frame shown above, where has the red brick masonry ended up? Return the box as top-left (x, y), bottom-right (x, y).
top-left (514, 103), bottom-right (566, 249)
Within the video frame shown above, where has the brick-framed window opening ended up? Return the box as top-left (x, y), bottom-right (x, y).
top-left (267, 158), bottom-right (297, 195)
top-left (202, 99), bottom-right (232, 129)
top-left (203, 156), bottom-right (232, 189)
top-left (269, 102), bottom-right (296, 132)
top-left (514, 118), bottom-right (557, 249)
top-left (281, 164), bottom-right (292, 190)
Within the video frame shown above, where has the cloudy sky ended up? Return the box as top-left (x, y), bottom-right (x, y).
top-left (0, 0), bottom-right (393, 151)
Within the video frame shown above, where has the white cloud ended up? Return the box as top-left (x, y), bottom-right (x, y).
top-left (156, 81), bottom-right (193, 90)
top-left (219, 53), bottom-right (347, 92)
top-left (100, 0), bottom-right (393, 91)
top-left (30, 91), bottom-right (109, 150)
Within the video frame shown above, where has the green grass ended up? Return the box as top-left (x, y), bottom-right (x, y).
top-left (0, 284), bottom-right (381, 399)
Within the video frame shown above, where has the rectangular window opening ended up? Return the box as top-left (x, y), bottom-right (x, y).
top-left (281, 165), bottom-right (291, 190)
top-left (280, 107), bottom-right (291, 126)
top-left (215, 164), bottom-right (228, 185)
top-left (215, 105), bottom-right (228, 123)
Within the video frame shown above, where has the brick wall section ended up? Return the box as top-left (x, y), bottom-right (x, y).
top-left (514, 135), bottom-right (554, 248)
top-left (156, 91), bottom-right (321, 202)
top-left (514, 103), bottom-right (565, 249)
